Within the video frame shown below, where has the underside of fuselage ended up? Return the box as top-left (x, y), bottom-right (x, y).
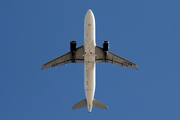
top-left (84, 9), bottom-right (96, 113)
top-left (71, 9), bottom-right (108, 113)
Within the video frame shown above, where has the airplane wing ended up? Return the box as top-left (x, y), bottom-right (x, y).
top-left (42, 46), bottom-right (84, 70)
top-left (95, 46), bottom-right (138, 70)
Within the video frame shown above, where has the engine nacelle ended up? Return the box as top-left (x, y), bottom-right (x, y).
top-left (103, 41), bottom-right (109, 57)
top-left (70, 41), bottom-right (76, 56)
top-left (103, 41), bottom-right (109, 51)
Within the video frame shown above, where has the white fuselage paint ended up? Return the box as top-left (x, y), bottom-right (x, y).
top-left (84, 9), bottom-right (96, 113)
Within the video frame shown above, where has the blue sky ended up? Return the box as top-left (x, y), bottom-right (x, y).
top-left (1, 0), bottom-right (180, 119)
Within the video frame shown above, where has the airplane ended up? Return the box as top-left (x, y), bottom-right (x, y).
top-left (42, 9), bottom-right (138, 113)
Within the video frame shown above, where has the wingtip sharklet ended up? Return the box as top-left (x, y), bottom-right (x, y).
top-left (136, 65), bottom-right (138, 70)
top-left (41, 66), bottom-right (45, 70)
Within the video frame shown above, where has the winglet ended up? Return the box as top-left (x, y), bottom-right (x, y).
top-left (136, 65), bottom-right (138, 70)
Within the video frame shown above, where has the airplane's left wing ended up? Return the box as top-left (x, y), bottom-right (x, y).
top-left (95, 46), bottom-right (138, 70)
top-left (42, 46), bottom-right (84, 70)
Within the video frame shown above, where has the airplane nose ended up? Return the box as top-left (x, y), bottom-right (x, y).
top-left (88, 9), bottom-right (92, 14)
top-left (86, 9), bottom-right (93, 17)
top-left (84, 9), bottom-right (95, 29)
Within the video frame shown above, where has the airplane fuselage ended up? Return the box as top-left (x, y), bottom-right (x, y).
top-left (84, 10), bottom-right (96, 113)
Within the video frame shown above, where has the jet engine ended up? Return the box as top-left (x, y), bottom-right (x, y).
top-left (70, 41), bottom-right (76, 57)
top-left (103, 41), bottom-right (109, 56)
top-left (103, 41), bottom-right (109, 51)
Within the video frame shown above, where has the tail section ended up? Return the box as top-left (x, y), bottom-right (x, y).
top-left (93, 99), bottom-right (108, 110)
top-left (72, 98), bottom-right (108, 111)
top-left (72, 99), bottom-right (87, 110)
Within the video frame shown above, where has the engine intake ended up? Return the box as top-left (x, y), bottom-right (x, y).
top-left (103, 41), bottom-right (109, 57)
top-left (70, 41), bottom-right (76, 57)
top-left (103, 41), bottom-right (109, 51)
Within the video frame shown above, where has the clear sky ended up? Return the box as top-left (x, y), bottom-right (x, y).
top-left (1, 0), bottom-right (180, 120)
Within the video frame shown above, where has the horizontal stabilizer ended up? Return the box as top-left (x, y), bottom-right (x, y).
top-left (72, 99), bottom-right (87, 110)
top-left (93, 99), bottom-right (108, 110)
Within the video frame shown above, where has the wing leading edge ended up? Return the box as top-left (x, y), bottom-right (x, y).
top-left (95, 46), bottom-right (138, 70)
top-left (42, 46), bottom-right (84, 70)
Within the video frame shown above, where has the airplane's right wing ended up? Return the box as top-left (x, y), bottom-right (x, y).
top-left (95, 46), bottom-right (138, 70)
